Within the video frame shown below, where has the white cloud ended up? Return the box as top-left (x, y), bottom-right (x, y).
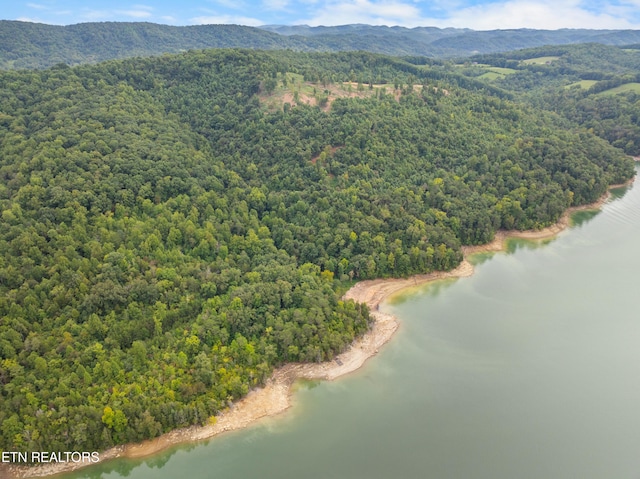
top-left (299, 0), bottom-right (424, 26)
top-left (264, 0), bottom-right (291, 10)
top-left (209, 0), bottom-right (247, 9)
top-left (78, 6), bottom-right (155, 21)
top-left (437, 0), bottom-right (640, 29)
top-left (295, 0), bottom-right (640, 29)
top-left (17, 16), bottom-right (46, 23)
top-left (17, 0), bottom-right (640, 29)
top-left (17, 4), bottom-right (70, 24)
top-left (115, 9), bottom-right (154, 18)
top-left (80, 9), bottom-right (111, 20)
top-left (190, 15), bottom-right (265, 26)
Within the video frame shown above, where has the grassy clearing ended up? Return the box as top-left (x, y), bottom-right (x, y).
top-left (477, 67), bottom-right (518, 81)
top-left (488, 67), bottom-right (518, 74)
top-left (595, 83), bottom-right (640, 96)
top-left (565, 80), bottom-right (598, 90)
top-left (258, 73), bottom-right (428, 112)
top-left (478, 72), bottom-right (503, 81)
top-left (521, 56), bottom-right (560, 65)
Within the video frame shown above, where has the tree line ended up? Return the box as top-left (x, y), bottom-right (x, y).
top-left (0, 49), bottom-right (634, 454)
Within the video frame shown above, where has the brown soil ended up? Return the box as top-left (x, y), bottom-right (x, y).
top-left (259, 81), bottom-right (388, 112)
top-left (260, 81), bottom-right (444, 111)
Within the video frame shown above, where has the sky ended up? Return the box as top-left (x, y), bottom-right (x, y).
top-left (4, 0), bottom-right (640, 30)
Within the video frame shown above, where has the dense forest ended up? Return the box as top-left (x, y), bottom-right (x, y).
top-left (0, 48), bottom-right (634, 455)
top-left (463, 44), bottom-right (640, 155)
top-left (3, 20), bottom-right (640, 69)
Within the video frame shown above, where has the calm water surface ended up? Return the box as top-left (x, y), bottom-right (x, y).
top-left (62, 173), bottom-right (640, 479)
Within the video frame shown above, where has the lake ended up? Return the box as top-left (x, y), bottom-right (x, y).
top-left (60, 172), bottom-right (640, 479)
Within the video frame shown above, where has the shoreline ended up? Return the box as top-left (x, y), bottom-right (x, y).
top-left (6, 178), bottom-right (634, 479)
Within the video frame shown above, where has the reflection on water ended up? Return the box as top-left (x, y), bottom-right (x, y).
top-left (58, 172), bottom-right (640, 479)
top-left (569, 209), bottom-right (600, 227)
top-left (78, 442), bottom-right (205, 479)
top-left (387, 277), bottom-right (458, 305)
top-left (504, 236), bottom-right (555, 254)
top-left (466, 251), bottom-right (495, 266)
top-left (608, 184), bottom-right (631, 200)
top-left (293, 379), bottom-right (321, 391)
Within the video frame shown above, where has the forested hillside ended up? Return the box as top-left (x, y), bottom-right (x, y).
top-left (463, 44), bottom-right (640, 155)
top-left (0, 21), bottom-right (312, 70)
top-left (3, 20), bottom-right (640, 69)
top-left (0, 49), bottom-right (634, 454)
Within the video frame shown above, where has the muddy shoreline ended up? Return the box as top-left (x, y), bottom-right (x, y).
top-left (4, 180), bottom-right (633, 479)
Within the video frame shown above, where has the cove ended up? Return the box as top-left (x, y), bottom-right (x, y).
top-left (58, 172), bottom-right (640, 479)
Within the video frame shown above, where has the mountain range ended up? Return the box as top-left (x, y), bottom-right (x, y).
top-left (2, 20), bottom-right (640, 69)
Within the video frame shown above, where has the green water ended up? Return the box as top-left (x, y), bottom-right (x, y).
top-left (60, 176), bottom-right (640, 479)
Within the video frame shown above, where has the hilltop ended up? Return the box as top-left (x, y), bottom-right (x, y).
top-left (2, 20), bottom-right (640, 69)
top-left (0, 48), bottom-right (633, 455)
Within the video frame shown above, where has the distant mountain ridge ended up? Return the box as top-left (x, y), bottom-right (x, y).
top-left (259, 24), bottom-right (470, 38)
top-left (0, 21), bottom-right (310, 69)
top-left (2, 20), bottom-right (640, 69)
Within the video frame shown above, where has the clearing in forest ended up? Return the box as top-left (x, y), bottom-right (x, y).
top-left (477, 66), bottom-right (518, 81)
top-left (595, 82), bottom-right (640, 96)
top-left (521, 56), bottom-right (560, 65)
top-left (565, 80), bottom-right (598, 89)
top-left (257, 72), bottom-right (424, 112)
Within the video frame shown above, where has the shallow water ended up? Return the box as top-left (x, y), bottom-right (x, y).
top-left (61, 174), bottom-right (640, 479)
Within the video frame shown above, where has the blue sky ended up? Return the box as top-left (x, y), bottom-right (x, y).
top-left (5, 0), bottom-right (640, 30)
